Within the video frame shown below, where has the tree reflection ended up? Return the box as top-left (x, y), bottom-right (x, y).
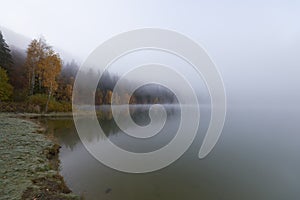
top-left (43, 105), bottom-right (179, 150)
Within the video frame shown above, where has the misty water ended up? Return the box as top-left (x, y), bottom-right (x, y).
top-left (43, 104), bottom-right (300, 200)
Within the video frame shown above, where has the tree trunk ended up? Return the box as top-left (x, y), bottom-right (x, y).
top-left (39, 78), bottom-right (42, 93)
top-left (45, 82), bottom-right (52, 113)
top-left (30, 69), bottom-right (35, 95)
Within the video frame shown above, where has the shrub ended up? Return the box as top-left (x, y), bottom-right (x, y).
top-left (27, 94), bottom-right (71, 113)
top-left (0, 67), bottom-right (13, 101)
top-left (27, 94), bottom-right (49, 111)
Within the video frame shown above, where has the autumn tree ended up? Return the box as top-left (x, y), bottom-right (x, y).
top-left (25, 38), bottom-right (62, 112)
top-left (105, 90), bottom-right (113, 104)
top-left (25, 38), bottom-right (47, 95)
top-left (56, 77), bottom-right (74, 102)
top-left (129, 95), bottom-right (136, 104)
top-left (39, 49), bottom-right (62, 112)
top-left (95, 89), bottom-right (104, 105)
top-left (0, 31), bottom-right (13, 73)
top-left (0, 67), bottom-right (13, 101)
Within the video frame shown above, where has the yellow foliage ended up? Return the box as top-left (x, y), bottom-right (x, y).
top-left (25, 38), bottom-right (62, 96)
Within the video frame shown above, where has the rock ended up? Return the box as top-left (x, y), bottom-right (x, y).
top-left (105, 188), bottom-right (112, 194)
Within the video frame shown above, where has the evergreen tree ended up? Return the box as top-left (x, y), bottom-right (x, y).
top-left (0, 31), bottom-right (13, 72)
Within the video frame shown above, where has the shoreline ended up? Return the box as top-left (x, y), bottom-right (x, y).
top-left (2, 112), bottom-right (74, 118)
top-left (0, 113), bottom-right (79, 200)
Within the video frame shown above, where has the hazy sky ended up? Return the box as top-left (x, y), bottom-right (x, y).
top-left (1, 0), bottom-right (299, 105)
top-left (1, 0), bottom-right (298, 59)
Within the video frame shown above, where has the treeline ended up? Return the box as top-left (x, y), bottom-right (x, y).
top-left (0, 30), bottom-right (176, 113)
top-left (75, 69), bottom-right (177, 105)
top-left (0, 31), bottom-right (76, 112)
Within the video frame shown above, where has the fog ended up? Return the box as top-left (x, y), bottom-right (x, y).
top-left (1, 0), bottom-right (299, 106)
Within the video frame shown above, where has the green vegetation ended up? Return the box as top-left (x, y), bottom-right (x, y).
top-left (0, 67), bottom-right (13, 101)
top-left (27, 94), bottom-right (71, 113)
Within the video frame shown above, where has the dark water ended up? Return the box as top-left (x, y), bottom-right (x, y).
top-left (43, 105), bottom-right (300, 200)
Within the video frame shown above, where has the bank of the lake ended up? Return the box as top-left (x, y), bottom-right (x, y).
top-left (0, 114), bottom-right (79, 200)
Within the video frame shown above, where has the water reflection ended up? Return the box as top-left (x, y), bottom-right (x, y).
top-left (42, 105), bottom-right (300, 200)
top-left (44, 105), bottom-right (180, 152)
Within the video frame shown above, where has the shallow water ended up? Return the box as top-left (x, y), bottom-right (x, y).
top-left (43, 104), bottom-right (300, 200)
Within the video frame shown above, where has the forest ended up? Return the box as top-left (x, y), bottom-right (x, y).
top-left (0, 30), bottom-right (176, 113)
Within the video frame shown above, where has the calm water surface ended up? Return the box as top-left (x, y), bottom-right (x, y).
top-left (43, 105), bottom-right (300, 200)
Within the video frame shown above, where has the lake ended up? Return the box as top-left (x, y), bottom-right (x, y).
top-left (43, 104), bottom-right (300, 200)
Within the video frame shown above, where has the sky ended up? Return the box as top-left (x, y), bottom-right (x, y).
top-left (1, 0), bottom-right (299, 60)
top-left (1, 0), bottom-right (300, 105)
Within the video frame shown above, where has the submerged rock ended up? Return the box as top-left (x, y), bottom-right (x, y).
top-left (105, 188), bottom-right (112, 194)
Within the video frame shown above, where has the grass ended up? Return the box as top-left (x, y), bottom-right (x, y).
top-left (0, 114), bottom-right (79, 200)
